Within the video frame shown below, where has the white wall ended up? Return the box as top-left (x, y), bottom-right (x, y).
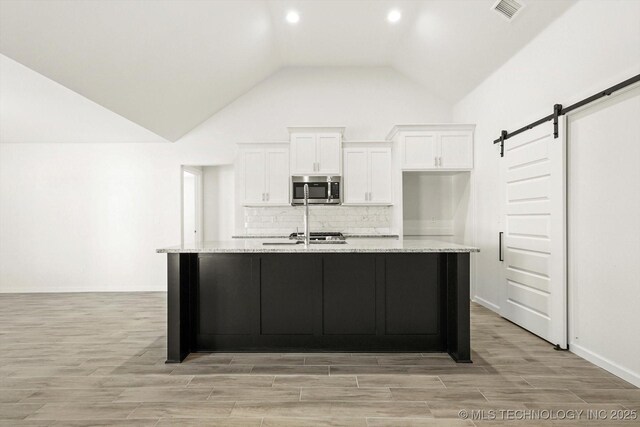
top-left (0, 56), bottom-right (165, 143)
top-left (453, 0), bottom-right (640, 384)
top-left (567, 87), bottom-right (640, 387)
top-left (453, 0), bottom-right (640, 311)
top-left (181, 66), bottom-right (452, 143)
top-left (0, 63), bottom-right (451, 292)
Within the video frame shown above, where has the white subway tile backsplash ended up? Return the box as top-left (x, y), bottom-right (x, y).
top-left (242, 206), bottom-right (391, 235)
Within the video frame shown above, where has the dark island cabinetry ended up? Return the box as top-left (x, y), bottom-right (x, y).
top-left (260, 255), bottom-right (320, 335)
top-left (167, 251), bottom-right (470, 363)
top-left (197, 255), bottom-right (259, 335)
top-left (322, 254), bottom-right (377, 335)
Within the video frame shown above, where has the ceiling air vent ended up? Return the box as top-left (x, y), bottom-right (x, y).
top-left (492, 0), bottom-right (525, 21)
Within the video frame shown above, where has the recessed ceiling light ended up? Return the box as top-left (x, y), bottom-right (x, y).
top-left (286, 10), bottom-right (300, 24)
top-left (387, 9), bottom-right (402, 23)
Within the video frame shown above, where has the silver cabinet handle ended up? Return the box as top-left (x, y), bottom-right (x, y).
top-left (434, 156), bottom-right (438, 166)
top-left (266, 193), bottom-right (269, 201)
top-left (439, 157), bottom-right (443, 167)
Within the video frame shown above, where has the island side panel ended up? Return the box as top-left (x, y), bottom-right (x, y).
top-left (167, 253), bottom-right (192, 363)
top-left (446, 252), bottom-right (471, 362)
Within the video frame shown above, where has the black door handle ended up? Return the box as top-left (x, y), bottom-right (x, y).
top-left (499, 232), bottom-right (504, 262)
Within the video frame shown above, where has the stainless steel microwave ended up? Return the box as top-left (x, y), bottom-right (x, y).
top-left (291, 176), bottom-right (341, 205)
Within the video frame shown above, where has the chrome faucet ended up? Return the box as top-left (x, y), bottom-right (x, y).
top-left (303, 183), bottom-right (310, 247)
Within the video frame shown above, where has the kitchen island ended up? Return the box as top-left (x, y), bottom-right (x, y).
top-left (157, 239), bottom-right (478, 363)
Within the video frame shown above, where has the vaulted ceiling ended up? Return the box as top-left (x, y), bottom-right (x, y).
top-left (0, 0), bottom-right (575, 141)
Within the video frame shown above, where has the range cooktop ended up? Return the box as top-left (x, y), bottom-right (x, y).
top-left (289, 232), bottom-right (346, 243)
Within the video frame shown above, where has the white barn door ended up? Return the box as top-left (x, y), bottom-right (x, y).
top-left (500, 123), bottom-right (567, 348)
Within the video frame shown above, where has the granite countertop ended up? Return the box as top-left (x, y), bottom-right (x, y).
top-left (157, 238), bottom-right (479, 253)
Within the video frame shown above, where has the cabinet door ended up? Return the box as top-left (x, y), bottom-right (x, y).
top-left (265, 149), bottom-right (290, 204)
top-left (242, 149), bottom-right (266, 204)
top-left (402, 132), bottom-right (438, 170)
top-left (343, 148), bottom-right (368, 204)
top-left (385, 254), bottom-right (440, 335)
top-left (316, 133), bottom-right (341, 174)
top-left (291, 134), bottom-right (317, 175)
top-left (368, 148), bottom-right (392, 204)
top-left (439, 131), bottom-right (473, 169)
top-left (198, 255), bottom-right (259, 335)
top-left (323, 254), bottom-right (376, 334)
top-left (260, 255), bottom-right (320, 335)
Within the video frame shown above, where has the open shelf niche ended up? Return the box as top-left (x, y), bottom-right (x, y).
top-left (401, 171), bottom-right (472, 244)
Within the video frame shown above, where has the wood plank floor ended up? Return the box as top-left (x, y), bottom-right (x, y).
top-left (0, 292), bottom-right (637, 426)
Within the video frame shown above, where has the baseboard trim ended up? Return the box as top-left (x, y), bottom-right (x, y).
top-left (472, 295), bottom-right (500, 313)
top-left (570, 342), bottom-right (640, 387)
top-left (0, 288), bottom-right (165, 294)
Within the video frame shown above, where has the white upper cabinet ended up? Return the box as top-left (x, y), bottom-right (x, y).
top-left (238, 144), bottom-right (290, 206)
top-left (289, 127), bottom-right (344, 175)
top-left (439, 130), bottom-right (473, 169)
top-left (264, 149), bottom-right (290, 204)
top-left (388, 125), bottom-right (475, 171)
top-left (343, 144), bottom-right (392, 205)
top-left (242, 149), bottom-right (267, 205)
top-left (316, 134), bottom-right (341, 174)
top-left (343, 148), bottom-right (368, 204)
top-left (402, 133), bottom-right (439, 169)
top-left (290, 134), bottom-right (316, 174)
top-left (368, 148), bottom-right (392, 203)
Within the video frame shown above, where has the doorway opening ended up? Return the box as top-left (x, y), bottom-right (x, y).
top-left (181, 166), bottom-right (202, 246)
top-left (181, 164), bottom-right (235, 245)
